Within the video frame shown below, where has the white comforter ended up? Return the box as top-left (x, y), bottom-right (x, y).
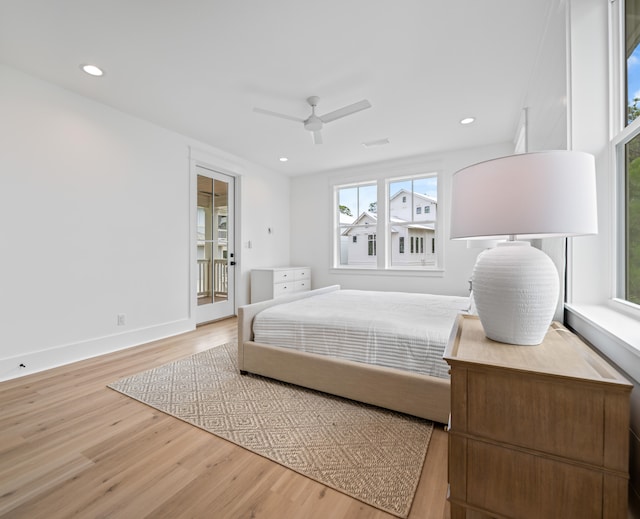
top-left (252, 289), bottom-right (469, 379)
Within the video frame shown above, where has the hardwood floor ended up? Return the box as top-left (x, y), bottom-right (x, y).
top-left (0, 317), bottom-right (451, 519)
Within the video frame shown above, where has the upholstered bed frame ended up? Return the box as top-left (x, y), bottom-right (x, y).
top-left (238, 285), bottom-right (451, 424)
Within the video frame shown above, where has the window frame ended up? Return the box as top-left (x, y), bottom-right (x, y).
top-left (610, 0), bottom-right (640, 316)
top-left (331, 170), bottom-right (442, 275)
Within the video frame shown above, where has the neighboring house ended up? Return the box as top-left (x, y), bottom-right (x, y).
top-left (341, 211), bottom-right (379, 266)
top-left (341, 189), bottom-right (437, 267)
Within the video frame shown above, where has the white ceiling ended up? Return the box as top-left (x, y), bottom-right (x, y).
top-left (0, 0), bottom-right (556, 176)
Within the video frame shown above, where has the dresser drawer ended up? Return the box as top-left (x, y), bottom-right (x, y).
top-left (273, 283), bottom-right (294, 298)
top-left (294, 279), bottom-right (310, 291)
top-left (294, 268), bottom-right (310, 281)
top-left (273, 269), bottom-right (295, 283)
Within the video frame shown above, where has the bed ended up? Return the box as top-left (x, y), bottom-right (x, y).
top-left (237, 285), bottom-right (469, 423)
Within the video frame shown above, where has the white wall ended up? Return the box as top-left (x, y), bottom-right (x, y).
top-left (0, 64), bottom-right (290, 380)
top-left (523, 0), bottom-right (568, 153)
top-left (237, 169), bottom-right (291, 303)
top-left (289, 142), bottom-right (513, 297)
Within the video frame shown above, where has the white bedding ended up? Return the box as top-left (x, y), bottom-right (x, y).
top-left (252, 289), bottom-right (469, 379)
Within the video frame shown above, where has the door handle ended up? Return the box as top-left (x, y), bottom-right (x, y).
top-left (230, 261), bottom-right (236, 266)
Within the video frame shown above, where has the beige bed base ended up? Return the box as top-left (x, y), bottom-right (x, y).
top-left (237, 285), bottom-right (451, 424)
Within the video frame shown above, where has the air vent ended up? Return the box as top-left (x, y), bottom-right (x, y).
top-left (362, 138), bottom-right (390, 148)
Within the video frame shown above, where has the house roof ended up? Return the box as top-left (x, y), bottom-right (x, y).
top-left (390, 189), bottom-right (437, 205)
top-left (345, 213), bottom-right (435, 235)
top-left (341, 211), bottom-right (377, 235)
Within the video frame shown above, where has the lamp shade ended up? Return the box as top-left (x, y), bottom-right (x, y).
top-left (450, 150), bottom-right (598, 240)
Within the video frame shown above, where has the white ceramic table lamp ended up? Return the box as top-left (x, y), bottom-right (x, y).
top-left (450, 150), bottom-right (598, 345)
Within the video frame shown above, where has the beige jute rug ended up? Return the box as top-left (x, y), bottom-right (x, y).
top-left (108, 343), bottom-right (433, 518)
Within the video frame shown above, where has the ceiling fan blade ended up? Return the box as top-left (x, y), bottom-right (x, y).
top-left (312, 130), bottom-right (323, 145)
top-left (253, 107), bottom-right (304, 123)
top-left (319, 99), bottom-right (371, 123)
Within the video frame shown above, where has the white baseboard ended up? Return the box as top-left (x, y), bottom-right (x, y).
top-left (0, 319), bottom-right (195, 382)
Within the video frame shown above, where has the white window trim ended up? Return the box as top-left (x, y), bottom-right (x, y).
top-left (565, 303), bottom-right (640, 381)
top-left (331, 171), bottom-right (443, 275)
top-left (329, 159), bottom-right (446, 278)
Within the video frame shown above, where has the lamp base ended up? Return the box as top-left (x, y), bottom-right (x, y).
top-left (472, 241), bottom-right (559, 345)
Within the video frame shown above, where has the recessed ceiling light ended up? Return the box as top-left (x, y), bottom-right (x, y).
top-left (81, 64), bottom-right (104, 77)
top-left (279, 157), bottom-right (288, 162)
top-left (460, 117), bottom-right (475, 125)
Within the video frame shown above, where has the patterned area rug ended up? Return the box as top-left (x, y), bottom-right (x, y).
top-left (108, 343), bottom-right (433, 518)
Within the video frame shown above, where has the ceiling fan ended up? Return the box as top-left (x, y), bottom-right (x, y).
top-left (253, 96), bottom-right (371, 144)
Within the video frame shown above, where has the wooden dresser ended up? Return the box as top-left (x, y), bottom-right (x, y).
top-left (250, 267), bottom-right (311, 303)
top-left (443, 314), bottom-right (632, 519)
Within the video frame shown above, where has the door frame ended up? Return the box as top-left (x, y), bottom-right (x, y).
top-left (188, 147), bottom-right (242, 325)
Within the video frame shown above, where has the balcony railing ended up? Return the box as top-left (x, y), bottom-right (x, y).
top-left (213, 259), bottom-right (228, 296)
top-left (198, 259), bottom-right (228, 298)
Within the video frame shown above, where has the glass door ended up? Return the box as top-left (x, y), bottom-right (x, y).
top-left (195, 167), bottom-right (235, 323)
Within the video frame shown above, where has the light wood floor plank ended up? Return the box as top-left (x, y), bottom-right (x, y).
top-left (0, 317), bottom-right (450, 519)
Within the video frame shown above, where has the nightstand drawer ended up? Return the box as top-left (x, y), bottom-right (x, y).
top-left (463, 438), bottom-right (607, 519)
top-left (465, 369), bottom-right (605, 465)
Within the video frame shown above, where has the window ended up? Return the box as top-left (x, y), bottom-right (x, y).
top-left (615, 0), bottom-right (640, 305)
top-left (336, 183), bottom-right (377, 266)
top-left (368, 234), bottom-right (376, 256)
top-left (388, 176), bottom-right (437, 267)
top-left (334, 174), bottom-right (438, 270)
top-left (622, 132), bottom-right (640, 304)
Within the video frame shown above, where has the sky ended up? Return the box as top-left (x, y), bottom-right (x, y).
top-left (628, 46), bottom-right (640, 106)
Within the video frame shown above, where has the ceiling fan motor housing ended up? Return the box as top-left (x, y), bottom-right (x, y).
top-left (304, 115), bottom-right (322, 131)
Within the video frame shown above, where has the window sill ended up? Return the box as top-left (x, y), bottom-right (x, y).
top-left (329, 267), bottom-right (445, 278)
top-left (564, 303), bottom-right (640, 383)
